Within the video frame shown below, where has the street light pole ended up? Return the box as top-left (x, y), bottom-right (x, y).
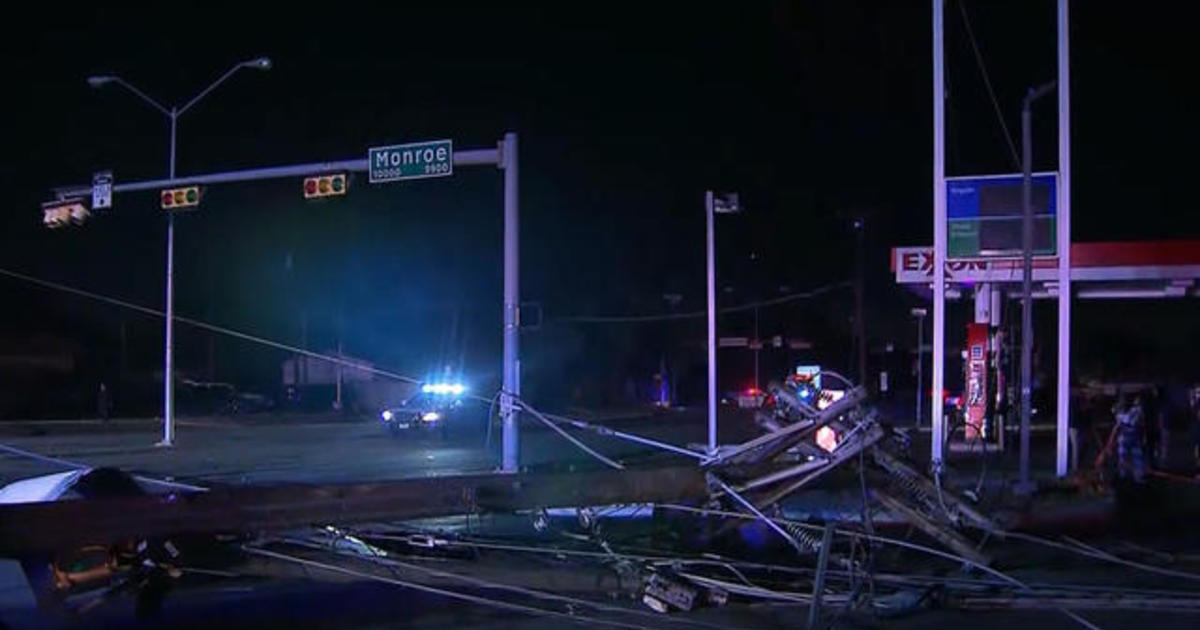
top-left (88, 58), bottom-right (272, 447)
top-left (1017, 80), bottom-right (1056, 493)
top-left (163, 108), bottom-right (178, 446)
top-left (705, 190), bottom-right (718, 454)
top-left (705, 191), bottom-right (741, 455)
top-left (912, 308), bottom-right (927, 426)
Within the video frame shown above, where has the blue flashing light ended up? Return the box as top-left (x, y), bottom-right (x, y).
top-left (421, 383), bottom-right (466, 396)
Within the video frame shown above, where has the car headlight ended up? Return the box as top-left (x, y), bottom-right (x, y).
top-left (421, 411), bottom-right (441, 422)
top-left (381, 410), bottom-right (394, 421)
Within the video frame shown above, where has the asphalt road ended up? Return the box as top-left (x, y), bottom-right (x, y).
top-left (0, 407), bottom-right (750, 487)
top-left (0, 403), bottom-right (1103, 491)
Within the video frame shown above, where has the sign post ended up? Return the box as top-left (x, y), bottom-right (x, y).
top-left (369, 140), bottom-right (454, 183)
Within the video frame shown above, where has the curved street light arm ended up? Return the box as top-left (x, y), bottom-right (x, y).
top-left (108, 77), bottom-right (172, 118)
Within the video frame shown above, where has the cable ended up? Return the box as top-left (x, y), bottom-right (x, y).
top-left (958, 0), bottom-right (1021, 171)
top-left (371, 554), bottom-right (744, 630)
top-left (280, 533), bottom-right (740, 630)
top-left (516, 400), bottom-right (624, 470)
top-left (536, 410), bottom-right (706, 460)
top-left (0, 266), bottom-right (421, 386)
top-left (0, 266), bottom-right (699, 470)
top-left (242, 545), bottom-right (655, 630)
top-left (554, 282), bottom-right (850, 324)
top-left (1002, 531), bottom-right (1200, 584)
top-left (652, 503), bottom-right (1103, 630)
top-left (362, 527), bottom-right (1200, 603)
top-left (0, 442), bottom-right (207, 493)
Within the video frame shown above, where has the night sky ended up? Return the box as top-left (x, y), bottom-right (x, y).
top-left (1, 2), bottom-right (1196, 410)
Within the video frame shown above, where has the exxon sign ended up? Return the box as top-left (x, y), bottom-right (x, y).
top-left (368, 139), bottom-right (453, 183)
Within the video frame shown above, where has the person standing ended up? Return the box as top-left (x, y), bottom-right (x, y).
top-left (1114, 394), bottom-right (1146, 483)
top-left (97, 382), bottom-right (113, 423)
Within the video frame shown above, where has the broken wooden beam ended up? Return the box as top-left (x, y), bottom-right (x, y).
top-left (871, 489), bottom-right (991, 567)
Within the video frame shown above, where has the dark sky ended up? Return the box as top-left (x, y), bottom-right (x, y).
top-left (1, 2), bottom-right (1195, 396)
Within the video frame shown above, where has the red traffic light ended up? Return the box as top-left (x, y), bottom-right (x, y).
top-left (303, 173), bottom-right (347, 199)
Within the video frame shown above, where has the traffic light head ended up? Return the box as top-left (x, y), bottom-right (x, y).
top-left (303, 173), bottom-right (347, 199)
top-left (161, 186), bottom-right (201, 210)
top-left (42, 198), bottom-right (89, 229)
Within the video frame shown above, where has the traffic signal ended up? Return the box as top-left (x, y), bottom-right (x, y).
top-left (303, 173), bottom-right (347, 199)
top-left (161, 186), bottom-right (201, 210)
top-left (42, 198), bottom-right (89, 229)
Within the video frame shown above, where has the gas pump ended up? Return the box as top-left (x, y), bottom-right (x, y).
top-left (949, 284), bottom-right (1005, 453)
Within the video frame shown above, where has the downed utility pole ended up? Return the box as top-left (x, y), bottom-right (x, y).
top-left (0, 466), bottom-right (706, 555)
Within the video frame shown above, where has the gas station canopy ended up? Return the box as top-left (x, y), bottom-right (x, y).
top-left (892, 240), bottom-right (1200, 298)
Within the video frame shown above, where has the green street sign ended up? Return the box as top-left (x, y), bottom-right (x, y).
top-left (368, 139), bottom-right (453, 184)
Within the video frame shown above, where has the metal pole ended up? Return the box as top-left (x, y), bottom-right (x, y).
top-left (335, 339), bottom-right (343, 411)
top-left (854, 218), bottom-right (867, 386)
top-left (917, 312), bottom-right (925, 426)
top-left (55, 149), bottom-right (501, 198)
top-left (500, 132), bottom-right (520, 473)
top-left (1055, 0), bottom-right (1072, 477)
top-left (931, 0), bottom-right (947, 475)
top-left (159, 109), bottom-right (178, 447)
top-left (753, 306), bottom-right (760, 391)
top-left (705, 190), bottom-right (718, 454)
top-left (807, 524), bottom-right (835, 629)
top-left (1018, 91), bottom-right (1034, 492)
top-left (1019, 81), bottom-right (1056, 493)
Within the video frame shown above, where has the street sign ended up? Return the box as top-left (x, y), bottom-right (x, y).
top-left (947, 173), bottom-right (1057, 258)
top-left (368, 139), bottom-right (453, 183)
top-left (91, 171), bottom-right (112, 210)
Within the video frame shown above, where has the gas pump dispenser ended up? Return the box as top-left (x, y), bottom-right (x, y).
top-left (950, 284), bottom-right (1006, 453)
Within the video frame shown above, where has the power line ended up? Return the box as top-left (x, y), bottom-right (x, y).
top-left (958, 0), bottom-right (1022, 171)
top-left (553, 282), bottom-right (850, 324)
top-left (242, 545), bottom-right (656, 630)
top-left (0, 265), bottom-right (724, 468)
top-left (0, 266), bottom-right (419, 385)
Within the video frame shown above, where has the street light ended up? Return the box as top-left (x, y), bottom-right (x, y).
top-left (1016, 80), bottom-right (1056, 495)
top-left (706, 190), bottom-right (741, 455)
top-left (911, 307), bottom-right (928, 426)
top-left (87, 57), bottom-right (272, 447)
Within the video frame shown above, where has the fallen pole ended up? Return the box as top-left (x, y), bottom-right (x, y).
top-left (0, 466), bottom-right (706, 555)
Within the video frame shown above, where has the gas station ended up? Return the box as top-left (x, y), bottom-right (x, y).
top-left (894, 237), bottom-right (1200, 474)
top-left (913, 0), bottom-right (1200, 481)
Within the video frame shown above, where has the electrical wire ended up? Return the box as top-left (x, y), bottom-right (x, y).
top-left (1002, 531), bottom-right (1200, 584)
top-left (279, 533), bottom-right (744, 630)
top-left (242, 545), bottom-right (656, 630)
top-left (381, 555), bottom-right (743, 630)
top-left (652, 503), bottom-right (1103, 630)
top-left (958, 0), bottom-right (1022, 171)
top-left (0, 441), bottom-right (208, 493)
top-left (0, 266), bottom-right (703, 472)
top-left (516, 400), bottom-right (624, 470)
top-left (1, 263), bottom-right (653, 466)
top-left (358, 527), bottom-right (1200, 603)
top-left (553, 282), bottom-right (850, 324)
top-left (0, 266), bottom-right (420, 385)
